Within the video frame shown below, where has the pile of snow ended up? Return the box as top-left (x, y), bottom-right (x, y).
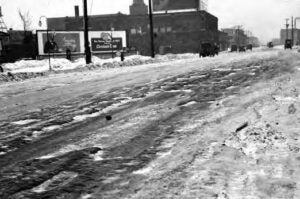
top-left (2, 53), bottom-right (198, 74)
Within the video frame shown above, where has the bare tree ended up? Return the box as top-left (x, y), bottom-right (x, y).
top-left (18, 9), bottom-right (32, 31)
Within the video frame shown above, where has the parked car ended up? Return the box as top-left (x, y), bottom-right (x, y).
top-left (239, 46), bottom-right (246, 52)
top-left (284, 39), bottom-right (292, 49)
top-left (267, 42), bottom-right (273, 48)
top-left (246, 44), bottom-right (253, 51)
top-left (199, 43), bottom-right (218, 57)
top-left (230, 45), bottom-right (238, 52)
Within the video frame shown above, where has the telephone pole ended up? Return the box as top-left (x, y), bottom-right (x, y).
top-left (285, 18), bottom-right (290, 41)
top-left (148, 0), bottom-right (155, 58)
top-left (83, 0), bottom-right (92, 64)
top-left (291, 16), bottom-right (294, 47)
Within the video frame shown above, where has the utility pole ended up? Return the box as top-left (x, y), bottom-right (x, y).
top-left (148, 0), bottom-right (155, 58)
top-left (285, 18), bottom-right (290, 41)
top-left (236, 25), bottom-right (240, 49)
top-left (291, 16), bottom-right (294, 47)
top-left (83, 0), bottom-right (91, 64)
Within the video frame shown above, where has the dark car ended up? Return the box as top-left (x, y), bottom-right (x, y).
top-left (199, 43), bottom-right (218, 57)
top-left (246, 44), bottom-right (253, 51)
top-left (285, 39), bottom-right (292, 49)
top-left (239, 46), bottom-right (246, 52)
top-left (267, 42), bottom-right (273, 48)
top-left (230, 45), bottom-right (238, 52)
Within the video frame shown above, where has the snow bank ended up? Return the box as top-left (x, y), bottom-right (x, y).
top-left (2, 53), bottom-right (197, 74)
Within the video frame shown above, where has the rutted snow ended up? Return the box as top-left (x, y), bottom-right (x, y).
top-left (80, 194), bottom-right (93, 199)
top-left (272, 95), bottom-right (299, 102)
top-left (181, 101), bottom-right (198, 107)
top-left (73, 112), bottom-right (102, 122)
top-left (133, 166), bottom-right (154, 175)
top-left (38, 144), bottom-right (81, 159)
top-left (166, 89), bottom-right (193, 93)
top-left (42, 125), bottom-right (62, 131)
top-left (73, 97), bottom-right (141, 122)
top-left (31, 171), bottom-right (78, 193)
top-left (90, 150), bottom-right (104, 161)
top-left (11, 119), bottom-right (40, 125)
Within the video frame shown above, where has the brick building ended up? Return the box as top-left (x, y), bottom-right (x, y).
top-left (221, 28), bottom-right (248, 47)
top-left (280, 29), bottom-right (300, 45)
top-left (47, 0), bottom-right (219, 55)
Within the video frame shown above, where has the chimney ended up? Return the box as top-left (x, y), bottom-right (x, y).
top-left (75, 5), bottom-right (79, 18)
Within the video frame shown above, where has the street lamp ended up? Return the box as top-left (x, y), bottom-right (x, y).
top-left (39, 16), bottom-right (51, 71)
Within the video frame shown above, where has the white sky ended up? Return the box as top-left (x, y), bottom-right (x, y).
top-left (0, 0), bottom-right (299, 43)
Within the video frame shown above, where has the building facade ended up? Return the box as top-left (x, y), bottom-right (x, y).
top-left (280, 29), bottom-right (300, 45)
top-left (221, 28), bottom-right (248, 47)
top-left (47, 1), bottom-right (219, 55)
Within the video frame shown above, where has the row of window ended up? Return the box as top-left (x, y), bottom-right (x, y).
top-left (130, 26), bottom-right (173, 34)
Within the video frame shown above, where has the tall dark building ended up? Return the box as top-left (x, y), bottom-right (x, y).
top-left (130, 0), bottom-right (148, 15)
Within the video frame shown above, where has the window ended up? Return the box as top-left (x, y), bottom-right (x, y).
top-left (160, 27), bottom-right (166, 33)
top-left (130, 28), bottom-right (137, 34)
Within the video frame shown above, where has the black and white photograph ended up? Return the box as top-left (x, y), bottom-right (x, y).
top-left (0, 0), bottom-right (300, 198)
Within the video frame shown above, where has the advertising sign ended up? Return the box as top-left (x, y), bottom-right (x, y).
top-left (42, 32), bottom-right (81, 54)
top-left (37, 31), bottom-right (83, 55)
top-left (153, 0), bottom-right (198, 11)
top-left (37, 30), bottom-right (127, 55)
top-left (91, 38), bottom-right (123, 52)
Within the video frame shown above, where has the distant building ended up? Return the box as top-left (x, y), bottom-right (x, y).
top-left (218, 31), bottom-right (230, 51)
top-left (0, 30), bottom-right (35, 62)
top-left (222, 27), bottom-right (248, 47)
top-left (47, 0), bottom-right (219, 55)
top-left (248, 36), bottom-right (260, 47)
top-left (280, 29), bottom-right (300, 45)
top-left (130, 0), bottom-right (148, 15)
top-left (271, 38), bottom-right (281, 46)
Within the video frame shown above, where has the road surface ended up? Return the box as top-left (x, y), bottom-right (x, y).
top-left (1, 49), bottom-right (300, 199)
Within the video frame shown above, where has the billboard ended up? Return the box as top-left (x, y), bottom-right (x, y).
top-left (153, 0), bottom-right (198, 11)
top-left (91, 38), bottom-right (123, 52)
top-left (37, 31), bottom-right (127, 55)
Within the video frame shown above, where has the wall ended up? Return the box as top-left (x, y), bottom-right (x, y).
top-left (48, 11), bottom-right (219, 55)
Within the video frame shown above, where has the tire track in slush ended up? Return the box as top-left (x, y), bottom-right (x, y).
top-left (0, 57), bottom-right (292, 198)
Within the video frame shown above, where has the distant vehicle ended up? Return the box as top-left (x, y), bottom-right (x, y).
top-left (239, 46), bottom-right (246, 52)
top-left (284, 39), bottom-right (292, 49)
top-left (199, 43), bottom-right (218, 57)
top-left (230, 45), bottom-right (238, 52)
top-left (246, 44), bottom-right (253, 51)
top-left (267, 42), bottom-right (273, 48)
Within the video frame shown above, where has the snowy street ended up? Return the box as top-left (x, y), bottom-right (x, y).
top-left (1, 49), bottom-right (300, 198)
